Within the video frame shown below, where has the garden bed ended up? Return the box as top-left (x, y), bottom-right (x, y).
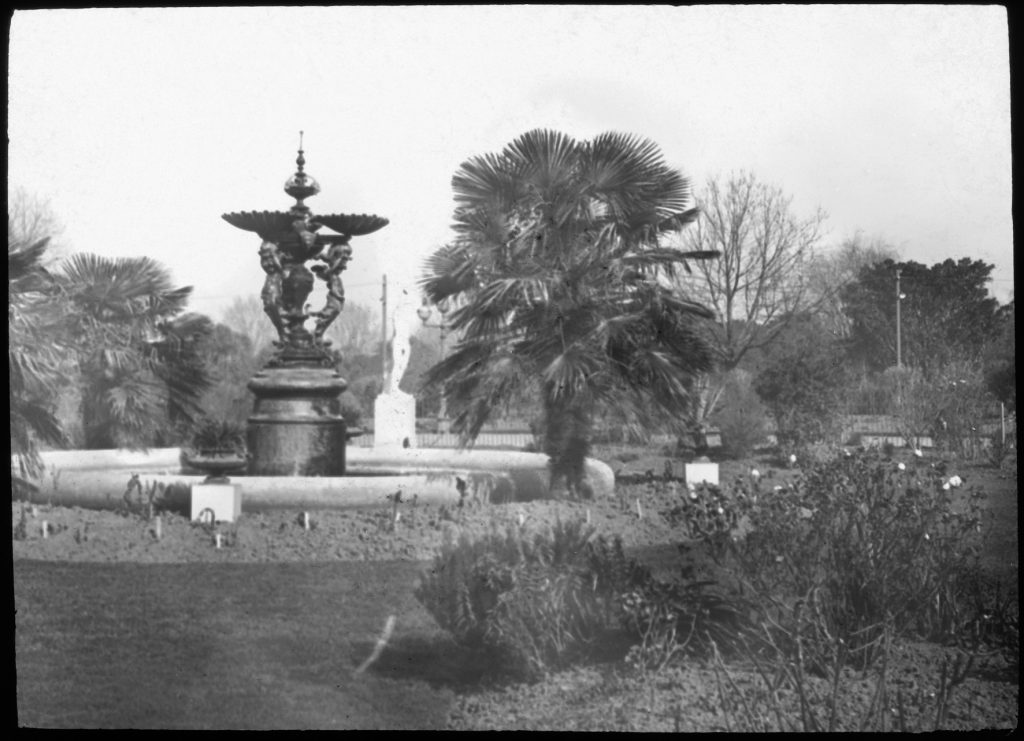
top-left (13, 454), bottom-right (1019, 730)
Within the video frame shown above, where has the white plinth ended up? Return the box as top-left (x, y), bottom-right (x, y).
top-left (373, 391), bottom-right (417, 449)
top-left (685, 462), bottom-right (720, 489)
top-left (191, 483), bottom-right (242, 523)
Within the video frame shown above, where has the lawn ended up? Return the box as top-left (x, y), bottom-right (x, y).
top-left (14, 561), bottom-right (467, 730)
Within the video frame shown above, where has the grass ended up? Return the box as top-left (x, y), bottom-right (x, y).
top-left (14, 560), bottom-right (474, 729)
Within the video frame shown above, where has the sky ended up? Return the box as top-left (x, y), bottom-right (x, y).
top-left (8, 5), bottom-right (1014, 332)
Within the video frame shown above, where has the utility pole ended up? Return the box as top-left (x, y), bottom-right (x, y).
top-left (895, 268), bottom-right (902, 369)
top-left (437, 305), bottom-right (449, 428)
top-left (381, 274), bottom-right (388, 386)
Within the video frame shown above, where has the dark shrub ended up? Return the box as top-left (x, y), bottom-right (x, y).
top-left (414, 518), bottom-right (644, 681)
top-left (710, 371), bottom-right (768, 459)
top-left (415, 514), bottom-right (757, 681)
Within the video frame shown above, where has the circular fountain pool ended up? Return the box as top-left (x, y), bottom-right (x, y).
top-left (16, 447), bottom-right (614, 513)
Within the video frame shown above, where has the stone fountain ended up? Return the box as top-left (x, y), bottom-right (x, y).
top-left (12, 139), bottom-right (617, 514)
top-left (222, 137), bottom-right (388, 476)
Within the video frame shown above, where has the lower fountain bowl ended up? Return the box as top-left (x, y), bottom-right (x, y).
top-left (14, 447), bottom-right (616, 513)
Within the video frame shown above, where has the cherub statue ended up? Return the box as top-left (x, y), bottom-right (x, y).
top-left (311, 237), bottom-right (353, 342)
top-left (290, 218), bottom-right (319, 254)
top-left (258, 239), bottom-right (287, 343)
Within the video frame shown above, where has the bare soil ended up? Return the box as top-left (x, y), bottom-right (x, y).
top-left (12, 455), bottom-right (1019, 731)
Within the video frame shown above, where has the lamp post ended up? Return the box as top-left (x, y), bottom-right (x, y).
top-left (417, 298), bottom-right (450, 432)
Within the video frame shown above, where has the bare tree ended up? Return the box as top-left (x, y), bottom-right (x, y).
top-left (676, 172), bottom-right (827, 430)
top-left (680, 171), bottom-right (828, 370)
top-left (220, 295), bottom-right (277, 353)
top-left (323, 300), bottom-right (380, 358)
top-left (8, 187), bottom-right (66, 262)
top-left (803, 231), bottom-right (899, 339)
top-left (221, 294), bottom-right (381, 360)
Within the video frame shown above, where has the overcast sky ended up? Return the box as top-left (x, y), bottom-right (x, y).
top-left (8, 5), bottom-right (1014, 327)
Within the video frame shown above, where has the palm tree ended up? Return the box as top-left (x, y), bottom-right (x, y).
top-left (9, 233), bottom-right (69, 485)
top-left (56, 254), bottom-right (213, 449)
top-left (420, 130), bottom-right (719, 495)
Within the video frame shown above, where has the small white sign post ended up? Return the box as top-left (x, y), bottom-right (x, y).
top-left (191, 482), bottom-right (242, 523)
top-left (684, 461), bottom-right (720, 490)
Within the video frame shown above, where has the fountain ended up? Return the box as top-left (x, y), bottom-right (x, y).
top-left (221, 135), bottom-right (388, 476)
top-left (13, 138), bottom-right (616, 514)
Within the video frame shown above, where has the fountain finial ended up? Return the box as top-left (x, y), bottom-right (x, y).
top-left (285, 130), bottom-right (320, 208)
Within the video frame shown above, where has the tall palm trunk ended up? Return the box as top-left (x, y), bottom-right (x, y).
top-left (542, 390), bottom-right (593, 497)
top-left (81, 382), bottom-right (116, 450)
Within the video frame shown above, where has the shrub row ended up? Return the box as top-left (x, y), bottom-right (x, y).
top-left (415, 450), bottom-right (1009, 682)
top-left (414, 517), bottom-right (747, 681)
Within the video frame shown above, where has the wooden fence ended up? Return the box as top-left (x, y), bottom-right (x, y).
top-left (353, 431), bottom-right (535, 449)
top-left (353, 414), bottom-right (1015, 452)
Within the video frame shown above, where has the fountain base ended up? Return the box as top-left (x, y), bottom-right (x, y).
top-left (247, 365), bottom-right (349, 476)
top-left (14, 447), bottom-right (617, 512)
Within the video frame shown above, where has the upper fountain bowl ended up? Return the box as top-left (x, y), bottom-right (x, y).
top-left (223, 211), bottom-right (389, 241)
top-left (314, 214), bottom-right (390, 237)
top-left (222, 211), bottom-right (296, 240)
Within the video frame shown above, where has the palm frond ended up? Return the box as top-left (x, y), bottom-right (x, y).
top-left (657, 291), bottom-right (719, 321)
top-left (8, 236), bottom-right (54, 287)
top-left (617, 247), bottom-right (717, 274)
top-left (150, 314), bottom-right (215, 426)
top-left (471, 276), bottom-right (556, 318)
top-left (155, 312), bottom-right (215, 352)
top-left (10, 395), bottom-right (67, 450)
top-left (424, 343), bottom-right (529, 445)
top-left (420, 242), bottom-right (481, 302)
top-left (504, 129), bottom-right (579, 197)
top-left (582, 132), bottom-right (691, 219)
top-left (9, 232), bottom-right (72, 470)
top-left (98, 369), bottom-right (169, 449)
top-left (452, 152), bottom-right (523, 212)
top-left (658, 208), bottom-right (703, 233)
top-left (541, 349), bottom-right (599, 402)
top-left (450, 204), bottom-right (514, 249)
top-left (147, 285), bottom-right (194, 318)
top-left (58, 254), bottom-right (191, 323)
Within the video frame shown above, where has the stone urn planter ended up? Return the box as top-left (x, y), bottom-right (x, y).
top-left (181, 450), bottom-right (248, 482)
top-left (182, 419), bottom-right (249, 481)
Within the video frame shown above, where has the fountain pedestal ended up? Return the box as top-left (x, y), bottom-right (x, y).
top-left (247, 366), bottom-right (349, 476)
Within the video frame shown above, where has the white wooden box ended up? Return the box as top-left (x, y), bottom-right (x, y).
top-left (190, 483), bottom-right (242, 523)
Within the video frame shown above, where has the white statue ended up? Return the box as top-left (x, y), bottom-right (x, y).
top-left (374, 284), bottom-right (418, 449)
top-left (388, 288), bottom-right (414, 394)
